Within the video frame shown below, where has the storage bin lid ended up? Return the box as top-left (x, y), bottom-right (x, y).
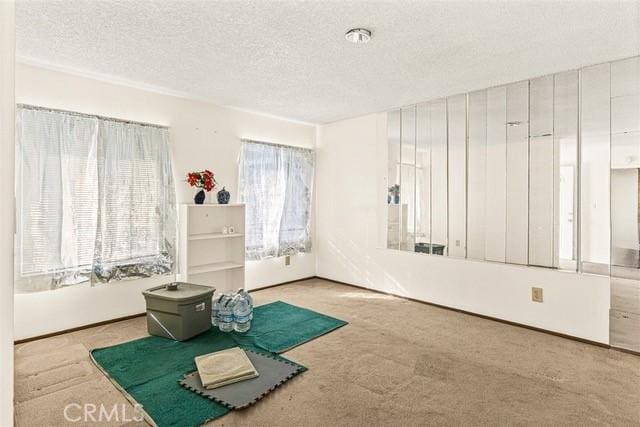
top-left (143, 282), bottom-right (215, 302)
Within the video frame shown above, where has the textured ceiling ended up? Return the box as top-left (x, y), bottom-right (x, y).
top-left (16, 0), bottom-right (640, 124)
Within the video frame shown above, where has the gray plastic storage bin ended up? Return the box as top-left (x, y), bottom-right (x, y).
top-left (142, 282), bottom-right (215, 341)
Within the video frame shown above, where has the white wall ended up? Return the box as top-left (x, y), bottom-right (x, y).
top-left (316, 113), bottom-right (610, 344)
top-left (0, 2), bottom-right (14, 424)
top-left (14, 63), bottom-right (316, 340)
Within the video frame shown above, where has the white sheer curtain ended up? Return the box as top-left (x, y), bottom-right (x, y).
top-left (238, 140), bottom-right (314, 260)
top-left (94, 121), bottom-right (175, 281)
top-left (15, 106), bottom-right (176, 292)
top-left (16, 108), bottom-right (98, 290)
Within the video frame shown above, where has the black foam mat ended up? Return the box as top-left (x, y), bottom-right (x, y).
top-left (180, 349), bottom-right (303, 409)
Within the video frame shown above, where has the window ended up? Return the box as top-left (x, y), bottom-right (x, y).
top-left (15, 106), bottom-right (176, 292)
top-left (238, 140), bottom-right (314, 260)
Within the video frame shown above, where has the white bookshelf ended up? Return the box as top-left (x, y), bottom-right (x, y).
top-left (178, 204), bottom-right (245, 294)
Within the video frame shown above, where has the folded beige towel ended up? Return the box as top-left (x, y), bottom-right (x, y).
top-left (195, 347), bottom-right (259, 389)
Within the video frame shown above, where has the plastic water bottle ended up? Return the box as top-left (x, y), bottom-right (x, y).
top-left (218, 295), bottom-right (235, 332)
top-left (233, 293), bottom-right (251, 333)
top-left (211, 294), bottom-right (224, 326)
top-left (237, 288), bottom-right (254, 320)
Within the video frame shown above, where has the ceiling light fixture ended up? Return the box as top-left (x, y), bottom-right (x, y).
top-left (345, 28), bottom-right (371, 44)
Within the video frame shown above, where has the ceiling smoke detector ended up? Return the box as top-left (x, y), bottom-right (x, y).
top-left (345, 28), bottom-right (371, 44)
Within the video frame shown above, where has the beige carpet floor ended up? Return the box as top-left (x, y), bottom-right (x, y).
top-left (14, 278), bottom-right (640, 426)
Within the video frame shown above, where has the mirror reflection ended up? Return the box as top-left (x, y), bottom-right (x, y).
top-left (385, 55), bottom-right (639, 275)
top-left (611, 57), bottom-right (640, 278)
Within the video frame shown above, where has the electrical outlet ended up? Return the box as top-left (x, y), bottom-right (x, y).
top-left (531, 287), bottom-right (543, 303)
top-left (285, 255), bottom-right (291, 266)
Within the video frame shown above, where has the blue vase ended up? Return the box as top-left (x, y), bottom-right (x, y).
top-left (217, 187), bottom-right (230, 204)
top-left (194, 190), bottom-right (205, 205)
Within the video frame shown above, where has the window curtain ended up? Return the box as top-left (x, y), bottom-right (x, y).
top-left (94, 121), bottom-right (176, 282)
top-left (238, 140), bottom-right (314, 260)
top-left (15, 107), bottom-right (176, 292)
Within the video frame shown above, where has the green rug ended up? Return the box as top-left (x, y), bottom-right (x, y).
top-left (91, 301), bottom-right (347, 426)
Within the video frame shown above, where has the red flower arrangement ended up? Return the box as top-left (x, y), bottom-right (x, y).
top-left (186, 170), bottom-right (217, 192)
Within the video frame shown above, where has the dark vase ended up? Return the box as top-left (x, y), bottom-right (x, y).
top-left (194, 189), bottom-right (206, 204)
top-left (217, 187), bottom-right (230, 204)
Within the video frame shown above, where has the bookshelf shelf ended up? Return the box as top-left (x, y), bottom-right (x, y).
top-left (178, 204), bottom-right (245, 293)
top-left (188, 261), bottom-right (244, 275)
top-left (189, 232), bottom-right (244, 241)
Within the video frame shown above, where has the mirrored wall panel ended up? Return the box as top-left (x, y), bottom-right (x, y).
top-left (400, 106), bottom-right (416, 252)
top-left (415, 102), bottom-right (431, 253)
top-left (385, 55), bottom-right (639, 276)
top-left (430, 101), bottom-right (448, 256)
top-left (610, 56), bottom-right (640, 352)
top-left (485, 86), bottom-right (508, 263)
top-left (529, 75), bottom-right (554, 268)
top-left (410, 101), bottom-right (448, 255)
top-left (611, 56), bottom-right (640, 278)
top-left (386, 109), bottom-right (402, 250)
top-left (506, 81), bottom-right (530, 265)
top-left (581, 63), bottom-right (611, 275)
top-left (467, 90), bottom-right (488, 261)
top-left (554, 70), bottom-right (579, 270)
top-left (448, 95), bottom-right (467, 258)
